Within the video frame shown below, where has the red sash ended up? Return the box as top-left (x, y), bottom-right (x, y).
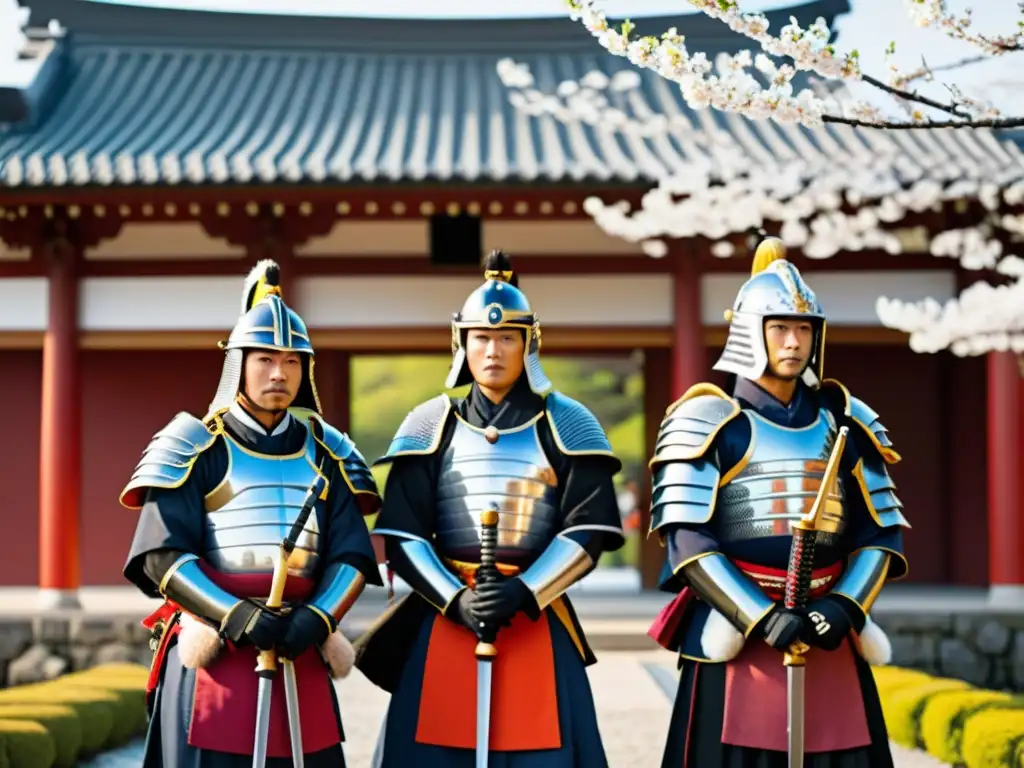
top-left (159, 563), bottom-right (341, 758)
top-left (648, 558), bottom-right (843, 650)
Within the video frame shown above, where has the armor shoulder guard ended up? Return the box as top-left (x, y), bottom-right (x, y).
top-left (308, 415), bottom-right (380, 503)
top-left (650, 383), bottom-right (741, 468)
top-left (119, 412), bottom-right (220, 510)
top-left (374, 394), bottom-right (452, 466)
top-left (820, 379), bottom-right (900, 465)
top-left (544, 391), bottom-right (616, 458)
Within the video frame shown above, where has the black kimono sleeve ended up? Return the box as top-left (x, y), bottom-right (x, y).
top-left (318, 460), bottom-right (383, 587)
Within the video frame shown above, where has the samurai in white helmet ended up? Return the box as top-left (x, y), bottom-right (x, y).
top-left (357, 250), bottom-right (626, 767)
top-left (712, 237), bottom-right (827, 387)
top-left (119, 259), bottom-right (382, 768)
top-left (648, 238), bottom-right (910, 768)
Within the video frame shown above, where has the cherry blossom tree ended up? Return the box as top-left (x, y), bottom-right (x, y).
top-left (496, 1), bottom-right (1024, 358)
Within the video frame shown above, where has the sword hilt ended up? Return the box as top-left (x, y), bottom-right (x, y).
top-left (784, 526), bottom-right (816, 612)
top-left (475, 507), bottom-right (500, 659)
top-left (255, 455), bottom-right (328, 678)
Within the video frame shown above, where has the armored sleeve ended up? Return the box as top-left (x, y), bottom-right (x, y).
top-left (312, 416), bottom-right (381, 517)
top-left (304, 458), bottom-right (384, 632)
top-left (518, 403), bottom-right (626, 611)
top-left (650, 385), bottom-right (775, 636)
top-left (119, 412), bottom-right (221, 511)
top-left (820, 380), bottom-right (911, 622)
top-left (121, 412), bottom-right (224, 593)
top-left (372, 397), bottom-right (466, 613)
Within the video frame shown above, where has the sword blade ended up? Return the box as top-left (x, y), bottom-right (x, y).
top-left (252, 676), bottom-right (274, 768)
top-left (282, 660), bottom-right (304, 768)
top-left (475, 658), bottom-right (494, 768)
top-left (787, 664), bottom-right (806, 768)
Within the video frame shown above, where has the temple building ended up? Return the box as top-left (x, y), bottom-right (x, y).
top-left (1, 0), bottom-right (1020, 607)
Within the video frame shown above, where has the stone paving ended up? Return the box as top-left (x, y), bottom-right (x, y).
top-left (81, 650), bottom-right (948, 767)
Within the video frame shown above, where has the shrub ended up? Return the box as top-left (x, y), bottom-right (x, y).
top-left (919, 688), bottom-right (1017, 765)
top-left (872, 665), bottom-right (933, 696)
top-left (0, 685), bottom-right (116, 755)
top-left (960, 707), bottom-right (1024, 768)
top-left (881, 676), bottom-right (972, 748)
top-left (0, 704), bottom-right (81, 768)
top-left (54, 673), bottom-right (148, 740)
top-left (0, 718), bottom-right (56, 768)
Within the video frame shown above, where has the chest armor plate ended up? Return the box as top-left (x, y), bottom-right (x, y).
top-left (435, 416), bottom-right (560, 565)
top-left (202, 426), bottom-right (323, 577)
top-left (714, 409), bottom-right (846, 545)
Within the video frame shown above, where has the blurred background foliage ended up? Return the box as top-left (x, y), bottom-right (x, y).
top-left (349, 353), bottom-right (646, 567)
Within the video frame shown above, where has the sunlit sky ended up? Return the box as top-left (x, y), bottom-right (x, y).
top-left (62, 1), bottom-right (1024, 115)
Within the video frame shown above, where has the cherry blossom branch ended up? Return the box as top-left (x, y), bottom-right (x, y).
top-left (563, 0), bottom-right (1019, 128)
top-left (824, 114), bottom-right (1024, 129)
top-left (859, 73), bottom-right (971, 118)
top-left (903, 0), bottom-right (1024, 56)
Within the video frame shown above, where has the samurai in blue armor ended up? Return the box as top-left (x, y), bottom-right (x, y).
top-left (355, 250), bottom-right (626, 767)
top-left (120, 260), bottom-right (382, 767)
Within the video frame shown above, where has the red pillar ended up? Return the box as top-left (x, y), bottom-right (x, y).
top-left (38, 243), bottom-right (81, 608)
top-left (671, 250), bottom-right (705, 400)
top-left (986, 351), bottom-right (1024, 603)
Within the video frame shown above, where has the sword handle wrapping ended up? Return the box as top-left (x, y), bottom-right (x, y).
top-left (784, 526), bottom-right (816, 611)
top-left (476, 508), bottom-right (500, 656)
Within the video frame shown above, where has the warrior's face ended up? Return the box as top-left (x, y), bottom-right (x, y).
top-left (465, 328), bottom-right (525, 392)
top-left (242, 349), bottom-right (302, 412)
top-left (763, 318), bottom-right (814, 381)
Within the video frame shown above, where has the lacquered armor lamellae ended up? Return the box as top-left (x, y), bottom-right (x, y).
top-left (435, 417), bottom-right (559, 566)
top-left (715, 409), bottom-right (847, 546)
top-left (203, 428), bottom-right (323, 578)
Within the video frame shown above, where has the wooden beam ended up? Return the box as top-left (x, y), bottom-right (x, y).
top-left (0, 186), bottom-right (648, 219)
top-left (66, 250), bottom-right (951, 276)
top-left (0, 331), bottom-right (45, 348)
top-left (1, 326), bottom-right (913, 350)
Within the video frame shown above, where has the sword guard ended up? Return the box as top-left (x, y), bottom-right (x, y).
top-left (783, 640), bottom-right (809, 666)
top-left (255, 648), bottom-right (279, 676)
top-left (475, 641), bottom-right (498, 660)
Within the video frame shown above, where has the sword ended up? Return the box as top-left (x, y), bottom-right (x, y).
top-left (474, 507), bottom-right (500, 768)
top-left (282, 660), bottom-right (304, 768)
top-left (253, 456), bottom-right (327, 768)
top-left (782, 425), bottom-right (848, 768)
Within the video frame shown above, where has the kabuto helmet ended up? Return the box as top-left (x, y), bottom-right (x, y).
top-left (713, 237), bottom-right (827, 385)
top-left (445, 249), bottom-right (551, 394)
top-left (207, 259), bottom-right (321, 416)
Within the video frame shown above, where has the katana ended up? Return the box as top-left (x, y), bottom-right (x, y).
top-left (252, 450), bottom-right (327, 768)
top-left (474, 506), bottom-right (500, 768)
top-left (782, 425), bottom-right (849, 768)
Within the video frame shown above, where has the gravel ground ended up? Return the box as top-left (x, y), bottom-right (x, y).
top-left (81, 651), bottom-right (950, 767)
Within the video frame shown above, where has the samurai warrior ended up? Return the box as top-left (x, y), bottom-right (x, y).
top-left (120, 260), bottom-right (383, 767)
top-left (648, 239), bottom-right (909, 768)
top-left (355, 250), bottom-right (625, 767)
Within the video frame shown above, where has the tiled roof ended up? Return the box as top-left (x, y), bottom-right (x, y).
top-left (4, 0), bottom-right (1019, 189)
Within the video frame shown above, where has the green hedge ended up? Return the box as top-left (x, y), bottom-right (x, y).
top-left (0, 662), bottom-right (149, 768)
top-left (873, 665), bottom-right (1024, 767)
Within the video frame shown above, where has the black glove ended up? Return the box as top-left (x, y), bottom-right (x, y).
top-left (278, 605), bottom-right (333, 660)
top-left (801, 596), bottom-right (855, 651)
top-left (473, 577), bottom-right (535, 628)
top-left (444, 587), bottom-right (489, 640)
top-left (759, 607), bottom-right (806, 651)
top-left (221, 599), bottom-right (286, 651)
